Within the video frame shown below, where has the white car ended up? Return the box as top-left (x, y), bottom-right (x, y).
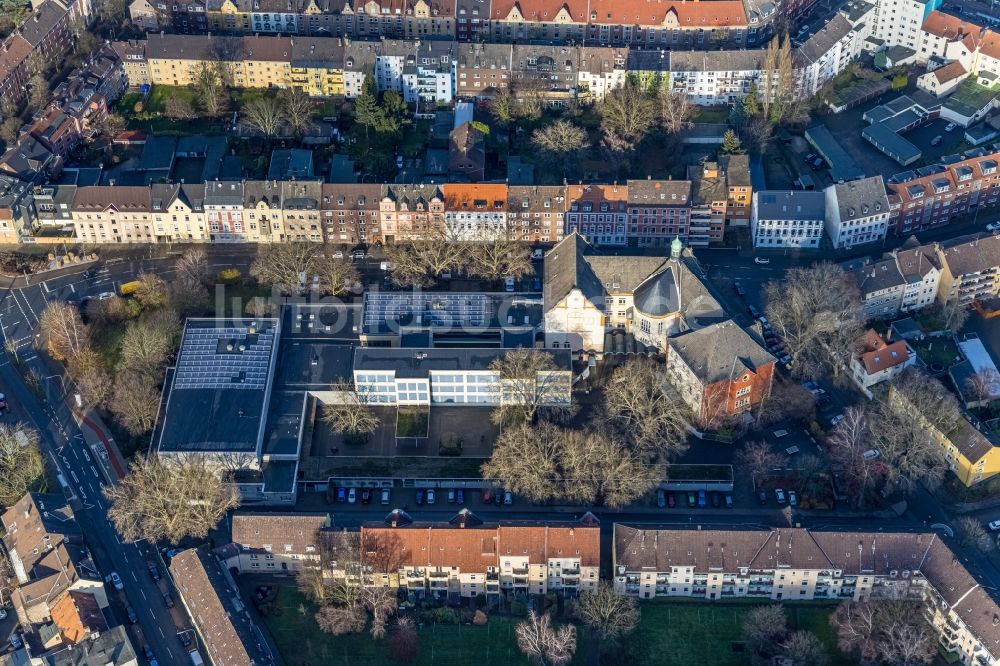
top-left (109, 571), bottom-right (123, 591)
top-left (987, 222), bottom-right (1000, 232)
top-left (989, 520), bottom-right (1000, 531)
top-left (754, 257), bottom-right (770, 265)
top-left (332, 251), bottom-right (344, 259)
top-left (830, 414), bottom-right (845, 427)
top-left (504, 277), bottom-right (516, 292)
top-left (862, 449), bottom-right (881, 460)
top-left (347, 487), bottom-right (356, 504)
top-left (945, 122), bottom-right (957, 132)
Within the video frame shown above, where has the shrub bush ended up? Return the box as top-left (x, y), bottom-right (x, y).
top-left (217, 268), bottom-right (242, 284)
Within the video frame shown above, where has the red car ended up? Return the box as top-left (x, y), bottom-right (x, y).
top-left (667, 493), bottom-right (676, 508)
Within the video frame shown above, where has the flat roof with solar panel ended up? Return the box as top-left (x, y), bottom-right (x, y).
top-left (157, 318), bottom-right (281, 455)
top-left (361, 292), bottom-right (542, 336)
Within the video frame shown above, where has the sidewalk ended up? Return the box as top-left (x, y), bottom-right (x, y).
top-left (73, 407), bottom-right (128, 482)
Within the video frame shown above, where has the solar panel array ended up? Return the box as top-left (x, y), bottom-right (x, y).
top-left (364, 293), bottom-right (491, 331)
top-left (174, 325), bottom-right (275, 390)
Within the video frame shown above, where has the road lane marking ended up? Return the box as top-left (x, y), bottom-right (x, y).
top-left (132, 570), bottom-right (138, 582)
top-left (140, 588), bottom-right (147, 600)
top-left (158, 626), bottom-right (165, 638)
top-left (149, 608), bottom-right (156, 619)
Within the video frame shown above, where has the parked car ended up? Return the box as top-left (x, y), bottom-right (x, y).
top-left (361, 488), bottom-right (371, 504)
top-left (687, 492), bottom-right (696, 507)
top-left (9, 632), bottom-right (21, 649)
top-left (456, 489), bottom-right (464, 504)
top-left (804, 152), bottom-right (817, 163)
top-left (147, 563), bottom-right (161, 581)
top-left (657, 489), bottom-right (666, 508)
top-left (109, 572), bottom-right (123, 591)
top-left (988, 520), bottom-right (1000, 531)
top-left (503, 490), bottom-right (513, 505)
top-left (351, 249), bottom-right (366, 260)
top-left (710, 491), bottom-right (721, 508)
top-left (415, 489), bottom-right (425, 505)
top-left (945, 122), bottom-right (957, 132)
top-left (802, 381), bottom-right (819, 390)
top-left (0, 393), bottom-right (7, 411)
top-left (347, 487), bottom-right (357, 504)
top-left (931, 135), bottom-right (943, 146)
top-left (757, 490), bottom-right (768, 505)
top-left (447, 489), bottom-right (456, 503)
top-left (531, 248), bottom-right (545, 260)
top-left (748, 305), bottom-right (761, 318)
top-left (987, 222), bottom-right (1000, 232)
top-left (336, 487), bottom-right (346, 502)
top-left (830, 414), bottom-right (845, 427)
top-left (426, 488), bottom-right (436, 504)
top-left (331, 250), bottom-right (344, 259)
top-left (734, 283), bottom-right (747, 296)
top-left (754, 256), bottom-right (770, 265)
top-left (504, 277), bottom-right (516, 292)
top-left (381, 488), bottom-right (390, 504)
top-left (697, 489), bottom-right (707, 508)
top-left (162, 591), bottom-right (174, 608)
top-left (788, 490), bottom-right (798, 507)
top-left (724, 494), bottom-right (734, 509)
top-left (396, 155), bottom-right (404, 168)
top-left (177, 632), bottom-right (192, 648)
top-left (125, 603), bottom-right (137, 624)
top-left (863, 449), bottom-right (881, 459)
top-left (667, 493), bottom-right (676, 508)
top-left (775, 488), bottom-right (787, 504)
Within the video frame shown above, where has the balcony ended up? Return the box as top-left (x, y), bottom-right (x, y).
top-left (510, 567), bottom-right (529, 575)
top-left (429, 571), bottom-right (449, 579)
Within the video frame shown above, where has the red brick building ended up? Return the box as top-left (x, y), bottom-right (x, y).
top-left (665, 320), bottom-right (776, 425)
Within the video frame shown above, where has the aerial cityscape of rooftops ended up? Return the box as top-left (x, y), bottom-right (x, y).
top-left (4, 0), bottom-right (1000, 661)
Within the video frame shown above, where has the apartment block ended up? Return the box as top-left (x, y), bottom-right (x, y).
top-left (564, 183), bottom-right (628, 246)
top-left (360, 517), bottom-right (600, 600)
top-left (228, 512), bottom-right (331, 573)
top-left (720, 153), bottom-right (752, 226)
top-left (626, 179), bottom-right (693, 248)
top-left (824, 176), bottom-right (890, 249)
top-left (668, 49), bottom-right (767, 106)
top-left (849, 240), bottom-right (942, 320)
top-left (379, 184), bottom-right (445, 242)
top-left (751, 190), bottom-right (825, 248)
top-left (506, 185), bottom-right (565, 244)
top-left (873, 0), bottom-right (939, 51)
top-left (935, 232), bottom-right (1000, 307)
top-left (320, 182), bottom-right (383, 245)
top-left (442, 183), bottom-right (507, 240)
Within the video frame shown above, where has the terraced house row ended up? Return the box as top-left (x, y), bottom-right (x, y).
top-left (55, 158), bottom-right (750, 246)
top-left (114, 0), bottom-right (872, 106)
top-left (129, 0), bottom-right (786, 48)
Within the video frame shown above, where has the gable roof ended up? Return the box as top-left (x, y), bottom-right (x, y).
top-left (231, 512), bottom-right (330, 553)
top-left (855, 329), bottom-right (911, 374)
top-left (50, 591), bottom-right (107, 645)
top-left (669, 320), bottom-right (776, 384)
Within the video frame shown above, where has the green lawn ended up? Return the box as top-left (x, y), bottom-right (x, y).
top-left (911, 338), bottom-right (961, 369)
top-left (261, 586), bottom-right (550, 666)
top-left (613, 602), bottom-right (848, 666)
top-left (690, 106), bottom-right (731, 124)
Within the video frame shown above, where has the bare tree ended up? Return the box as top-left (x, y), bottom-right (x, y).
top-left (831, 600), bottom-right (935, 666)
top-left (164, 97), bottom-right (196, 121)
top-left (755, 377), bottom-right (816, 426)
top-left (965, 367), bottom-right (1000, 404)
top-left (531, 120), bottom-right (588, 176)
top-left (826, 406), bottom-right (881, 509)
top-left (603, 359), bottom-right (690, 460)
top-left (105, 457), bottom-right (240, 544)
top-left (67, 348), bottom-right (112, 408)
top-left (957, 516), bottom-right (994, 552)
top-left (736, 440), bottom-right (787, 480)
top-left (194, 62), bottom-right (229, 117)
top-left (175, 248), bottom-right (210, 287)
top-left (321, 392), bottom-right (379, 444)
top-left (315, 252), bottom-right (361, 297)
top-left (0, 118), bottom-right (20, 147)
top-left (28, 73), bottom-right (48, 112)
top-left (108, 370), bottom-right (160, 436)
top-left (940, 299), bottom-right (970, 334)
top-left (779, 631), bottom-right (828, 666)
top-left (39, 302), bottom-right (89, 361)
top-left (488, 348), bottom-right (574, 426)
top-left (134, 272), bottom-right (171, 310)
top-left (600, 78), bottom-right (658, 149)
top-left (250, 243), bottom-right (321, 294)
top-left (241, 96), bottom-right (284, 138)
top-left (764, 262), bottom-right (863, 379)
top-left (119, 312), bottom-right (178, 375)
top-left (516, 611), bottom-right (577, 666)
top-left (383, 233), bottom-right (465, 288)
top-left (0, 423), bottom-right (44, 507)
top-left (281, 88), bottom-right (314, 137)
top-left (489, 88), bottom-right (515, 127)
top-left (388, 616), bottom-right (419, 663)
top-left (742, 604), bottom-right (788, 661)
top-left (658, 88), bottom-right (694, 135)
top-left (315, 604), bottom-right (366, 636)
top-left (466, 235), bottom-right (533, 282)
top-left (0, 548), bottom-right (14, 606)
top-left (360, 585), bottom-right (398, 639)
top-left (575, 582), bottom-right (639, 641)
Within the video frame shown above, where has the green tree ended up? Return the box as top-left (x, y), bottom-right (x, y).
top-left (722, 129), bottom-right (743, 154)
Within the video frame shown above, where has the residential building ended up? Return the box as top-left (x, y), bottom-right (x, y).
top-left (442, 183), bottom-right (507, 240)
top-left (448, 122), bottom-right (485, 182)
top-left (487, 0), bottom-right (749, 48)
top-left (849, 329), bottom-right (916, 389)
top-left (243, 179), bottom-right (284, 242)
top-left (290, 36), bottom-right (346, 96)
top-left (626, 179), bottom-right (693, 248)
top-left (720, 153), bottom-right (752, 226)
top-left (360, 516), bottom-right (600, 600)
top-left (917, 10), bottom-right (982, 66)
top-left (402, 40), bottom-right (455, 105)
top-left (0, 625), bottom-right (138, 666)
top-left (154, 0), bottom-right (207, 33)
top-left (205, 180), bottom-right (253, 243)
top-left (625, 48), bottom-right (669, 90)
top-left (891, 383), bottom-right (1000, 486)
top-left (796, 9), bottom-right (872, 98)
top-left (687, 161), bottom-right (729, 246)
top-left (824, 176), bottom-right (890, 249)
top-left (280, 179), bottom-right (323, 243)
top-left (70, 186), bottom-right (155, 244)
top-left (0, 177), bottom-right (38, 244)
top-left (665, 319), bottom-right (775, 421)
top-left (320, 182), bottom-right (382, 245)
top-left (506, 185), bottom-right (565, 244)
top-left (564, 183), bottom-right (628, 246)
top-left (885, 152), bottom-right (1000, 235)
top-left (873, 0), bottom-right (940, 51)
top-left (542, 233), bottom-right (724, 353)
top-left (454, 42), bottom-right (512, 98)
top-left (128, 0), bottom-right (158, 30)
top-left (171, 548), bottom-right (272, 666)
top-left (576, 46), bottom-right (628, 102)
top-left (352, 347), bottom-right (573, 407)
top-left (149, 183), bottom-right (209, 242)
top-left (751, 190), bottom-right (825, 248)
top-left (509, 44), bottom-right (581, 104)
top-left (379, 184), bottom-right (445, 242)
top-left (934, 232), bottom-right (1000, 307)
top-left (668, 49), bottom-right (767, 106)
top-left (228, 512), bottom-right (331, 573)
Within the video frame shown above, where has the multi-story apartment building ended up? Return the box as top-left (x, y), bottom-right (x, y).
top-left (454, 42), bottom-right (511, 98)
top-left (576, 46), bottom-right (628, 101)
top-left (71, 186), bottom-right (156, 243)
top-left (850, 241), bottom-right (942, 320)
top-left (487, 0), bottom-right (748, 48)
top-left (280, 180), bottom-right (323, 242)
top-left (320, 182), bottom-right (382, 245)
top-left (506, 185), bottom-right (565, 244)
top-left (360, 518), bottom-right (599, 600)
top-left (668, 49), bottom-right (766, 106)
top-left (935, 232), bottom-right (1000, 306)
top-left (687, 162), bottom-right (728, 246)
top-left (402, 40), bottom-right (455, 105)
top-left (750, 190), bottom-right (825, 248)
top-left (0, 0), bottom-right (73, 108)
top-left (243, 179), bottom-right (283, 242)
top-left (796, 6), bottom-right (873, 97)
top-left (665, 320), bottom-right (775, 421)
top-left (873, 0), bottom-right (939, 51)
top-left (227, 512), bottom-right (331, 574)
top-left (564, 183), bottom-right (628, 246)
top-left (379, 184), bottom-right (445, 242)
top-left (509, 44), bottom-right (581, 104)
top-left (824, 176), bottom-right (890, 249)
top-left (626, 179), bottom-right (693, 248)
top-left (204, 180), bottom-right (253, 242)
top-left (720, 153), bottom-right (752, 226)
top-left (442, 183), bottom-right (507, 240)
top-left (885, 152), bottom-right (1000, 235)
top-left (290, 36), bottom-right (347, 96)
top-left (149, 183), bottom-right (209, 242)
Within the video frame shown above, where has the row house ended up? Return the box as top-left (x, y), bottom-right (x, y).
top-left (226, 512), bottom-right (331, 573)
top-left (750, 190), bottom-right (825, 248)
top-left (823, 175), bottom-right (891, 250)
top-left (665, 319), bottom-right (775, 422)
top-left (849, 240), bottom-right (942, 320)
top-left (359, 515), bottom-right (599, 600)
top-left (507, 185), bottom-right (566, 244)
top-left (153, 0), bottom-right (208, 34)
top-left (454, 42), bottom-right (511, 97)
top-left (486, 0), bottom-right (748, 48)
top-left (379, 183), bottom-right (445, 242)
top-left (242, 179), bottom-right (283, 241)
top-left (687, 161), bottom-right (728, 245)
top-left (320, 182), bottom-right (382, 245)
top-left (720, 153), bottom-right (751, 226)
top-left (442, 183), bottom-right (506, 240)
top-left (565, 183), bottom-right (628, 246)
top-left (627, 178), bottom-right (692, 248)
top-left (281, 179), bottom-right (324, 242)
top-left (0, 0), bottom-right (73, 108)
top-left (71, 186), bottom-right (157, 243)
top-left (402, 39), bottom-right (456, 105)
top-left (885, 153), bottom-right (1000, 235)
top-left (668, 48), bottom-right (767, 106)
top-left (205, 180), bottom-right (254, 242)
top-left (0, 177), bottom-right (37, 244)
top-left (149, 182), bottom-right (210, 242)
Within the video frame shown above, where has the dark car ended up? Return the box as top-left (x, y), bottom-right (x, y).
top-left (125, 603), bottom-right (137, 624)
top-left (687, 492), bottom-right (696, 507)
top-left (697, 489), bottom-right (707, 508)
top-left (361, 488), bottom-right (372, 504)
top-left (147, 563), bottom-right (161, 581)
top-left (724, 494), bottom-right (734, 509)
top-left (711, 491), bottom-right (721, 508)
top-left (657, 489), bottom-right (666, 508)
top-left (336, 487), bottom-right (346, 502)
top-left (758, 490), bottom-right (768, 505)
top-left (734, 283), bottom-right (746, 297)
top-left (456, 489), bottom-right (465, 504)
top-left (162, 591), bottom-right (174, 608)
top-left (748, 305), bottom-right (761, 318)
top-left (177, 632), bottom-right (191, 648)
top-left (667, 493), bottom-right (676, 508)
top-left (415, 489), bottom-right (425, 505)
top-left (0, 393), bottom-right (8, 411)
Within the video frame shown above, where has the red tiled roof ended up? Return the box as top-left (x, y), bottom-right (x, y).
top-left (921, 10), bottom-right (984, 43)
top-left (934, 60), bottom-right (967, 84)
top-left (492, 0), bottom-right (746, 27)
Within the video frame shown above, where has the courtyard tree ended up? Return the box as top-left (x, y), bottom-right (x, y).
top-left (105, 457), bottom-right (240, 544)
top-left (831, 599), bottom-right (935, 665)
top-left (108, 370), bottom-right (160, 436)
top-left (763, 262), bottom-right (863, 379)
top-left (602, 359), bottom-right (690, 460)
top-left (0, 423), bottom-right (44, 507)
top-left (825, 406), bottom-right (882, 509)
top-left (600, 78), bottom-right (658, 150)
top-left (779, 631), bottom-right (828, 666)
top-left (165, 97), bottom-right (196, 121)
top-left (966, 367), bottom-right (1000, 403)
top-left (389, 617), bottom-right (419, 663)
top-left (489, 88), bottom-right (515, 127)
top-left (736, 440), bottom-right (787, 480)
top-left (321, 391), bottom-right (380, 445)
top-left (755, 377), bottom-right (816, 426)
top-left (721, 129), bottom-right (743, 154)
top-left (315, 604), bottom-right (366, 636)
top-left (531, 120), bottom-right (588, 176)
top-left (742, 604), bottom-right (788, 662)
top-left (658, 87), bottom-right (694, 135)
top-left (0, 118), bottom-right (20, 147)
top-left (241, 96), bottom-right (284, 139)
top-left (119, 309), bottom-right (180, 376)
top-left (516, 611), bottom-right (577, 666)
top-left (193, 62), bottom-right (229, 116)
top-left (575, 581), bottom-right (639, 641)
top-left (39, 301), bottom-right (89, 360)
top-left (488, 348), bottom-right (575, 426)
top-left (280, 88), bottom-right (314, 137)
